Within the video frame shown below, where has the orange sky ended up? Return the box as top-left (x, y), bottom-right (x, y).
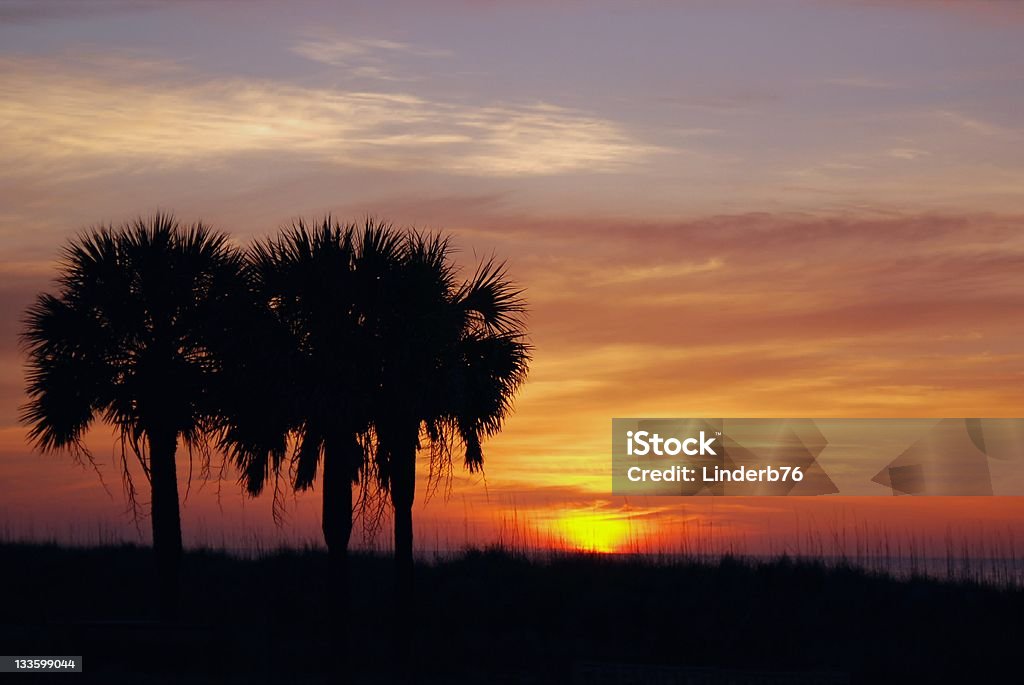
top-left (2, 0), bottom-right (1024, 555)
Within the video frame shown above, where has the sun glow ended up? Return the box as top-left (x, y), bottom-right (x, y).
top-left (548, 511), bottom-right (636, 554)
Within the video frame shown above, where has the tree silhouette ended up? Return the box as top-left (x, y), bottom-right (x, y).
top-left (222, 218), bottom-right (405, 673)
top-left (374, 234), bottom-right (531, 666)
top-left (20, 213), bottom-right (246, 619)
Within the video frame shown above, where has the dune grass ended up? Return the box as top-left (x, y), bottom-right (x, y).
top-left (2, 541), bottom-right (1021, 683)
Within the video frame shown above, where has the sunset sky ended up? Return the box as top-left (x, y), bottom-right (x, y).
top-left (2, 0), bottom-right (1024, 555)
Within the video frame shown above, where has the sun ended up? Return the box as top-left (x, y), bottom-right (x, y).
top-left (550, 511), bottom-right (634, 554)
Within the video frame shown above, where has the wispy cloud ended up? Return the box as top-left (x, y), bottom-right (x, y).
top-left (291, 36), bottom-right (452, 67)
top-left (0, 55), bottom-right (657, 179)
top-left (886, 147), bottom-right (929, 160)
top-left (0, 0), bottom-right (152, 24)
top-left (937, 110), bottom-right (1019, 138)
top-left (820, 76), bottom-right (901, 90)
top-left (290, 35), bottom-right (453, 81)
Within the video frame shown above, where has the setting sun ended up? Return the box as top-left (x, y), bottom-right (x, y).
top-left (546, 510), bottom-right (637, 554)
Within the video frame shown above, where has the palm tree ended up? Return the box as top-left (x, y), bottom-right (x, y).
top-left (20, 213), bottom-right (247, 619)
top-left (374, 234), bottom-right (531, 664)
top-left (222, 218), bottom-right (405, 670)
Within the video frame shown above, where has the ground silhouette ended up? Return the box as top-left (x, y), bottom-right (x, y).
top-left (2, 542), bottom-right (1019, 684)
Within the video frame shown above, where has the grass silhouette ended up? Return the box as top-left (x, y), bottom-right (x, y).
top-left (2, 541), bottom-right (1020, 683)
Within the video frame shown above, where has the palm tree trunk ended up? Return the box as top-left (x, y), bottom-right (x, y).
top-left (392, 438), bottom-right (417, 671)
top-left (322, 438), bottom-right (354, 679)
top-left (148, 428), bottom-right (182, 621)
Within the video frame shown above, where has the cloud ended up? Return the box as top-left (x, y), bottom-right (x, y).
top-left (820, 76), bottom-right (900, 90)
top-left (453, 209), bottom-right (1024, 409)
top-left (886, 148), bottom-right (929, 160)
top-left (937, 110), bottom-right (1019, 138)
top-left (291, 36), bottom-right (452, 68)
top-left (596, 257), bottom-right (725, 285)
top-left (289, 35), bottom-right (453, 82)
top-left (0, 55), bottom-right (657, 179)
top-left (0, 0), bottom-right (153, 24)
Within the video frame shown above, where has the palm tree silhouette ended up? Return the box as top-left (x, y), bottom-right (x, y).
top-left (223, 218), bottom-right (405, 670)
top-left (374, 234), bottom-right (530, 665)
top-left (20, 213), bottom-right (246, 619)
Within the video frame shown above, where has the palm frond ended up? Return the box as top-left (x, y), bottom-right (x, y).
top-left (21, 211), bottom-right (247, 458)
top-left (20, 294), bottom-right (103, 451)
top-left (455, 257), bottom-right (527, 335)
top-left (449, 331), bottom-right (532, 471)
